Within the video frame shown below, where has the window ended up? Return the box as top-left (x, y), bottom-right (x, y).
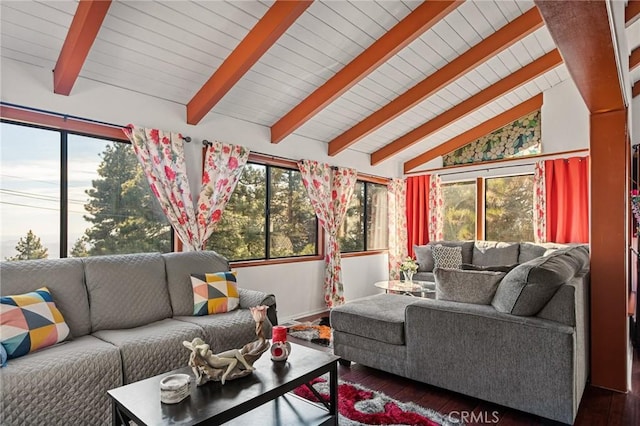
top-left (485, 175), bottom-right (534, 241)
top-left (442, 181), bottom-right (476, 240)
top-left (206, 162), bottom-right (317, 261)
top-left (339, 181), bottom-right (389, 253)
top-left (0, 121), bottom-right (171, 260)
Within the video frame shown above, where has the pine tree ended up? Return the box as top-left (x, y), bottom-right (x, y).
top-left (80, 143), bottom-right (171, 255)
top-left (6, 230), bottom-right (49, 260)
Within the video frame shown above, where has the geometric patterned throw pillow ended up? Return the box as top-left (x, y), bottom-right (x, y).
top-left (432, 245), bottom-right (463, 269)
top-left (0, 287), bottom-right (70, 360)
top-left (190, 271), bottom-right (240, 316)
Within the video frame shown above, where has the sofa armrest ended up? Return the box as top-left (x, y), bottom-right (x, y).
top-left (238, 288), bottom-right (278, 326)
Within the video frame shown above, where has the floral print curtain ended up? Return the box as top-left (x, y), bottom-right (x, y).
top-left (124, 126), bottom-right (249, 250)
top-left (124, 125), bottom-right (200, 250)
top-left (298, 160), bottom-right (357, 308)
top-left (387, 178), bottom-right (407, 280)
top-left (428, 174), bottom-right (444, 241)
top-left (533, 161), bottom-right (546, 243)
top-left (197, 141), bottom-right (249, 244)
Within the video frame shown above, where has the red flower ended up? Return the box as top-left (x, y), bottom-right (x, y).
top-left (162, 136), bottom-right (169, 145)
top-left (202, 172), bottom-right (210, 185)
top-left (212, 209), bottom-right (222, 222)
top-left (150, 129), bottom-right (159, 144)
top-left (223, 145), bottom-right (230, 154)
top-left (332, 190), bottom-right (337, 200)
top-left (199, 203), bottom-right (207, 211)
top-left (164, 165), bottom-right (176, 181)
top-left (313, 179), bottom-right (322, 189)
top-left (228, 156), bottom-right (238, 170)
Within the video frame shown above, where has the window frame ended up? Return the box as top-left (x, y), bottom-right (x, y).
top-left (1, 118), bottom-right (176, 257)
top-left (214, 152), bottom-right (324, 268)
top-left (340, 175), bottom-right (390, 258)
top-left (440, 173), bottom-right (535, 241)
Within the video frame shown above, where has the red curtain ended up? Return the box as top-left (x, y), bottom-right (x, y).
top-left (545, 156), bottom-right (590, 243)
top-left (406, 175), bottom-right (430, 257)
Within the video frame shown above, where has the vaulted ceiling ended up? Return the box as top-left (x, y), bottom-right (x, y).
top-left (0, 0), bottom-right (636, 173)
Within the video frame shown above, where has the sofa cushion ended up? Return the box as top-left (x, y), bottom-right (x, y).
top-left (413, 245), bottom-right (434, 272)
top-left (330, 294), bottom-right (416, 345)
top-left (460, 263), bottom-right (517, 273)
top-left (84, 253), bottom-right (172, 332)
top-left (413, 271), bottom-right (435, 283)
top-left (164, 251), bottom-right (230, 316)
top-left (518, 243), bottom-right (548, 263)
top-left (0, 257), bottom-right (90, 338)
top-left (191, 271), bottom-right (240, 315)
top-left (0, 335), bottom-right (121, 425)
top-left (473, 241), bottom-right (519, 267)
top-left (432, 245), bottom-right (462, 269)
top-left (492, 250), bottom-right (581, 316)
top-left (430, 241), bottom-right (474, 264)
top-left (435, 268), bottom-right (505, 305)
top-left (92, 318), bottom-right (204, 384)
top-left (1, 287), bottom-right (70, 359)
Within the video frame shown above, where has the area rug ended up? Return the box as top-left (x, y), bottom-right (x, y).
top-left (294, 377), bottom-right (462, 426)
top-left (287, 316), bottom-right (332, 347)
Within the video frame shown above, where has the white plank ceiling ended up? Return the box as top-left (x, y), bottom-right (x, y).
top-left (0, 0), bottom-right (621, 172)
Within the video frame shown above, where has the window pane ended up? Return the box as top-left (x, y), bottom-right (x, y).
top-left (269, 166), bottom-right (317, 258)
top-left (339, 181), bottom-right (365, 252)
top-left (1, 122), bottom-right (60, 259)
top-left (67, 135), bottom-right (171, 256)
top-left (366, 183), bottom-right (388, 250)
top-left (443, 181), bottom-right (476, 240)
top-left (207, 164), bottom-right (266, 261)
top-left (485, 175), bottom-right (534, 242)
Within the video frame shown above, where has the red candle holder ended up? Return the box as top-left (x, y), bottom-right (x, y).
top-left (272, 325), bottom-right (287, 343)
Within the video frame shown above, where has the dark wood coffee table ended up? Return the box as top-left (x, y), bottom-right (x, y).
top-left (107, 342), bottom-right (339, 425)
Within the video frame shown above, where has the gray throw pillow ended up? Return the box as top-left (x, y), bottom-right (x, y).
top-left (460, 263), bottom-right (517, 273)
top-left (435, 268), bottom-right (506, 305)
top-left (432, 245), bottom-right (462, 269)
top-left (472, 241), bottom-right (519, 267)
top-left (413, 245), bottom-right (434, 272)
top-left (492, 251), bottom-right (580, 316)
top-left (430, 240), bottom-right (474, 264)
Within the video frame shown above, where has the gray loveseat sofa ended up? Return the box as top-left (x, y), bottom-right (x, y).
top-left (331, 241), bottom-right (589, 424)
top-left (0, 251), bottom-right (276, 425)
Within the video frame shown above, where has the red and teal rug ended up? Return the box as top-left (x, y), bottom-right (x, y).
top-left (294, 377), bottom-right (462, 426)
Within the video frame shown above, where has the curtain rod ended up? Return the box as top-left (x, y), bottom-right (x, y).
top-left (407, 148), bottom-right (589, 177)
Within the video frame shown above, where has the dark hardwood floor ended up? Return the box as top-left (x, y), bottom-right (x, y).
top-left (290, 312), bottom-right (640, 425)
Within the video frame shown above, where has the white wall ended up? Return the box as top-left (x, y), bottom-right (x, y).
top-left (1, 58), bottom-right (394, 320)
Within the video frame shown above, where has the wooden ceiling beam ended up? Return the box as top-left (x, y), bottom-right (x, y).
top-left (403, 93), bottom-right (543, 173)
top-left (328, 7), bottom-right (544, 156)
top-left (633, 82), bottom-right (640, 98)
top-left (53, 0), bottom-right (112, 95)
top-left (627, 0), bottom-right (640, 26)
top-left (535, 1), bottom-right (623, 113)
top-left (270, 0), bottom-right (463, 144)
top-left (187, 0), bottom-right (312, 125)
top-left (370, 50), bottom-right (562, 165)
top-left (631, 47), bottom-right (640, 71)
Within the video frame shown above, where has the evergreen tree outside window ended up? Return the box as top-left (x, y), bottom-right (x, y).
top-left (5, 230), bottom-right (48, 260)
top-left (1, 121), bottom-right (171, 259)
top-left (205, 162), bottom-right (317, 261)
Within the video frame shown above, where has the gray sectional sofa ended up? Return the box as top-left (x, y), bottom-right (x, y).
top-left (331, 241), bottom-right (589, 424)
top-left (0, 251), bottom-right (276, 425)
